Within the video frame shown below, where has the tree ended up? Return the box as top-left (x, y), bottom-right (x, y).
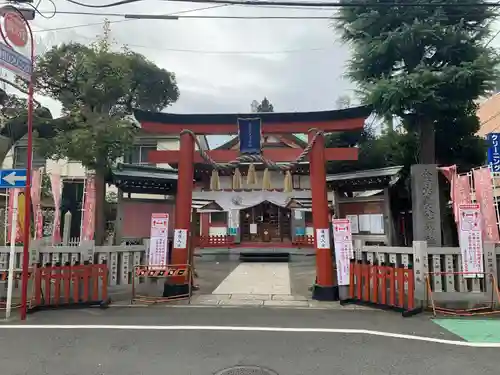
top-left (32, 21), bottom-right (180, 244)
top-left (255, 97), bottom-right (274, 113)
top-left (336, 0), bottom-right (498, 164)
top-left (0, 86), bottom-right (56, 164)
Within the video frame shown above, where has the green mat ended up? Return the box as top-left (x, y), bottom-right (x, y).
top-left (434, 319), bottom-right (500, 343)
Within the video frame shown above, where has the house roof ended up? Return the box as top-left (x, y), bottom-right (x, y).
top-left (214, 133), bottom-right (307, 151)
top-left (108, 163), bottom-right (180, 195)
top-left (326, 165), bottom-right (403, 191)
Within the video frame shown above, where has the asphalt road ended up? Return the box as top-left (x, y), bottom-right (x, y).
top-left (1, 307), bottom-right (499, 375)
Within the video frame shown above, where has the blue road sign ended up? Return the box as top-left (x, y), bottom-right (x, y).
top-left (0, 169), bottom-right (27, 188)
top-left (0, 43), bottom-right (32, 80)
top-left (487, 133), bottom-right (500, 172)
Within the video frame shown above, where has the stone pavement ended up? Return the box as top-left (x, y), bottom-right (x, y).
top-left (190, 293), bottom-right (371, 309)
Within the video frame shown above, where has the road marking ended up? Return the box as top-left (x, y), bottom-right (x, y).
top-left (0, 325), bottom-right (499, 347)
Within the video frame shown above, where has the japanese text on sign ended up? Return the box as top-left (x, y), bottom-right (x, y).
top-left (315, 228), bottom-right (330, 249)
top-left (148, 213), bottom-right (169, 268)
top-left (458, 204), bottom-right (484, 278)
top-left (332, 219), bottom-right (354, 286)
top-left (173, 229), bottom-right (188, 249)
top-left (487, 133), bottom-right (500, 172)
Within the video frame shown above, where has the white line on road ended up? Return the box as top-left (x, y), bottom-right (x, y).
top-left (0, 325), bottom-right (498, 347)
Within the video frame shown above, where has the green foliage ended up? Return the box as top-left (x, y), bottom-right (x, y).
top-left (256, 97), bottom-right (274, 113)
top-left (335, 0), bottom-right (498, 163)
top-left (31, 21), bottom-right (179, 171)
top-left (30, 21), bottom-right (180, 243)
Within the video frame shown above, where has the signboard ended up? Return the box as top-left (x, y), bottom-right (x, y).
top-left (315, 228), bottom-right (330, 249)
top-left (487, 133), bottom-right (500, 172)
top-left (0, 169), bottom-right (26, 188)
top-left (238, 117), bottom-right (261, 154)
top-left (458, 204), bottom-right (484, 278)
top-left (332, 219), bottom-right (354, 286)
top-left (148, 213), bottom-right (169, 267)
top-left (0, 42), bottom-right (31, 80)
top-left (173, 228), bottom-right (188, 249)
top-left (1, 12), bottom-right (27, 48)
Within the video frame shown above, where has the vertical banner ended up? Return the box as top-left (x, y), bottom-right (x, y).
top-left (238, 118), bottom-right (262, 154)
top-left (228, 209), bottom-right (239, 236)
top-left (438, 165), bottom-right (458, 220)
top-left (7, 188), bottom-right (22, 243)
top-left (487, 133), bottom-right (500, 172)
top-left (472, 167), bottom-right (499, 242)
top-left (50, 173), bottom-right (62, 244)
top-left (81, 175), bottom-right (96, 241)
top-left (456, 175), bottom-right (472, 206)
top-left (30, 167), bottom-right (43, 239)
top-left (332, 218), bottom-right (353, 286)
top-left (148, 213), bottom-right (169, 267)
top-left (458, 204), bottom-right (484, 278)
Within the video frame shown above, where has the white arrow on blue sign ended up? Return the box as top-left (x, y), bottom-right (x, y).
top-left (0, 169), bottom-right (27, 188)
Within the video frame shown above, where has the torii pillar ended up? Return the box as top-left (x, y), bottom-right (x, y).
top-left (171, 131), bottom-right (195, 265)
top-left (309, 130), bottom-right (337, 300)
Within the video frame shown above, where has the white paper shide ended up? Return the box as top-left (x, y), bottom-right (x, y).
top-left (332, 219), bottom-right (354, 286)
top-left (458, 204), bottom-right (484, 278)
top-left (148, 213), bottom-right (169, 267)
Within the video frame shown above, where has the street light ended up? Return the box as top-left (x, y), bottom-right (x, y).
top-left (0, 5), bottom-right (35, 321)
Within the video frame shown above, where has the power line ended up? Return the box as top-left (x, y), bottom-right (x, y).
top-left (33, 23), bottom-right (335, 54)
top-left (60, 0), bottom-right (500, 8)
top-left (33, 3), bottom-right (231, 33)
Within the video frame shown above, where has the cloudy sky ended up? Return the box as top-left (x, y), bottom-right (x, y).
top-left (17, 0), bottom-right (358, 146)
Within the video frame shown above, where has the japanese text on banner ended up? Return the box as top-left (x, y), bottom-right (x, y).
top-left (458, 204), bottom-right (484, 278)
top-left (148, 213), bottom-right (169, 268)
top-left (332, 219), bottom-right (354, 286)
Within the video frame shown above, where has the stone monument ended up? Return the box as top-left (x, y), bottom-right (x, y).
top-left (411, 164), bottom-right (442, 246)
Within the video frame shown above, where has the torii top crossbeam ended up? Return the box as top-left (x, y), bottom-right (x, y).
top-left (134, 106), bottom-right (371, 135)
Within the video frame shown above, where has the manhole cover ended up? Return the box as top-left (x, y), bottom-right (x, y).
top-left (214, 365), bottom-right (279, 375)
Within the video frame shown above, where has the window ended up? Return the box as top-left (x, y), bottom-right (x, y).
top-left (13, 146), bottom-right (45, 169)
top-left (124, 145), bottom-right (157, 166)
top-left (210, 212), bottom-right (227, 224)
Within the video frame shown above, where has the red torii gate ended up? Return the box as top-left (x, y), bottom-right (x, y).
top-left (134, 107), bottom-right (371, 300)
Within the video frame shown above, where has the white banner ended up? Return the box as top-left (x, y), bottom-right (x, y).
top-left (458, 204), bottom-right (484, 278)
top-left (332, 219), bottom-right (354, 286)
top-left (148, 213), bottom-right (169, 267)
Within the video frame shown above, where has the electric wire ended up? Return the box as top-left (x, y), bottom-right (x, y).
top-left (60, 0), bottom-right (500, 8)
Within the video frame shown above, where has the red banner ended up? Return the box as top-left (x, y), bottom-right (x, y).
top-left (472, 167), bottom-right (499, 242)
top-left (7, 188), bottom-right (22, 243)
top-left (50, 173), bottom-right (62, 244)
top-left (455, 175), bottom-right (472, 221)
top-left (30, 167), bottom-right (43, 239)
top-left (438, 165), bottom-right (458, 219)
top-left (81, 175), bottom-right (96, 241)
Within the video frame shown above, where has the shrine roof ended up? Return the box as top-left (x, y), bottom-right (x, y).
top-left (108, 163), bottom-right (181, 195)
top-left (326, 165), bottom-right (403, 191)
top-left (134, 106), bottom-right (372, 127)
